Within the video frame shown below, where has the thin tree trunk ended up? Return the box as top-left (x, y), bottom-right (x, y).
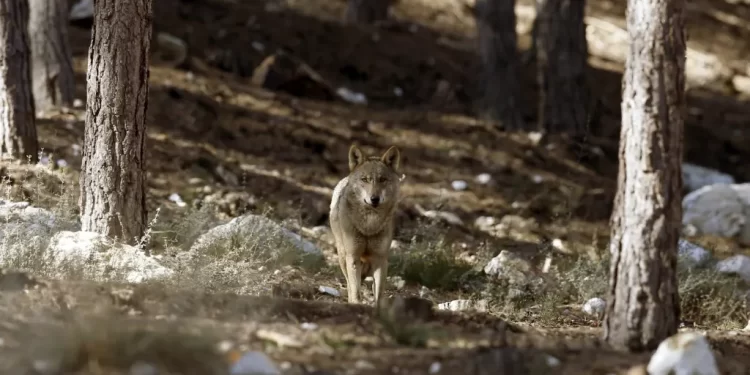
top-left (29, 0), bottom-right (75, 112)
top-left (603, 0), bottom-right (685, 352)
top-left (345, 0), bottom-right (390, 24)
top-left (476, 0), bottom-right (524, 130)
top-left (80, 0), bottom-right (152, 245)
top-left (535, 0), bottom-right (589, 134)
top-left (0, 0), bottom-right (38, 162)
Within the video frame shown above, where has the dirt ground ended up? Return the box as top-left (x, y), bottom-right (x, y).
top-left (11, 0), bottom-right (750, 373)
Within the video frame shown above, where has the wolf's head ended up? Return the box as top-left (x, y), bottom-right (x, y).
top-left (346, 145), bottom-right (401, 209)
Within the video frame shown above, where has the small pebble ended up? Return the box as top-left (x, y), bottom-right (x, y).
top-left (318, 285), bottom-right (340, 297)
top-left (229, 351), bottom-right (280, 375)
top-left (300, 322), bottom-right (319, 330)
top-left (429, 362), bottom-right (442, 374)
top-left (475, 173), bottom-right (492, 184)
top-left (451, 180), bottom-right (468, 191)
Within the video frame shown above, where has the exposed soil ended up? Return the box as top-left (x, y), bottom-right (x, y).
top-left (10, 0), bottom-right (750, 373)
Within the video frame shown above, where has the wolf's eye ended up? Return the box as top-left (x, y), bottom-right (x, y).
top-left (378, 177), bottom-right (387, 183)
top-left (361, 177), bottom-right (369, 183)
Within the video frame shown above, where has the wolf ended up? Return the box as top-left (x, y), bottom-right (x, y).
top-left (329, 144), bottom-right (401, 307)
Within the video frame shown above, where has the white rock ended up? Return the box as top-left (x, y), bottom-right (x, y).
top-left (189, 214), bottom-right (321, 255)
top-left (388, 275), bottom-right (406, 290)
top-left (582, 297), bottom-right (606, 317)
top-left (229, 351), bottom-right (280, 375)
top-left (474, 216), bottom-right (495, 229)
top-left (422, 210), bottom-right (463, 226)
top-left (483, 250), bottom-right (534, 285)
top-left (678, 239), bottom-right (712, 265)
top-left (0, 200), bottom-right (74, 260)
top-left (716, 254), bottom-right (750, 281)
top-left (46, 231), bottom-right (173, 283)
top-left (336, 87), bottom-right (367, 104)
top-left (168, 193), bottom-right (187, 207)
top-left (451, 180), bottom-right (467, 191)
top-left (69, 0), bottom-right (93, 20)
top-left (475, 173), bottom-right (492, 184)
top-left (682, 184), bottom-right (749, 244)
top-left (300, 322), bottom-right (318, 330)
top-left (646, 332), bottom-right (719, 375)
top-left (429, 362), bottom-right (442, 374)
top-left (318, 285), bottom-right (340, 297)
top-left (682, 163), bottom-right (735, 193)
top-left (437, 299), bottom-right (473, 312)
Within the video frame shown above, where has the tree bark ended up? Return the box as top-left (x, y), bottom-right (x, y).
top-left (476, 0), bottom-right (524, 130)
top-left (603, 0), bottom-right (685, 352)
top-left (0, 0), bottom-right (38, 162)
top-left (345, 0), bottom-right (390, 24)
top-left (28, 0), bottom-right (75, 112)
top-left (535, 0), bottom-right (589, 134)
top-left (80, 0), bottom-right (152, 245)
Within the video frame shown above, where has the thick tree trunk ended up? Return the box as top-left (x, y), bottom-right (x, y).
top-left (603, 0), bottom-right (685, 352)
top-left (535, 0), bottom-right (589, 134)
top-left (345, 0), bottom-right (390, 24)
top-left (0, 0), bottom-right (38, 162)
top-left (28, 0), bottom-right (75, 112)
top-left (476, 0), bottom-right (524, 130)
top-left (80, 0), bottom-right (152, 245)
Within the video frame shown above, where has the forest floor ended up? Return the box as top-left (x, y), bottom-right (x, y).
top-left (5, 0), bottom-right (750, 373)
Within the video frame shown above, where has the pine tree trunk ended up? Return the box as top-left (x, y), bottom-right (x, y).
top-left (80, 0), bottom-right (152, 245)
top-left (535, 0), bottom-right (589, 134)
top-left (345, 0), bottom-right (390, 24)
top-left (0, 0), bottom-right (38, 162)
top-left (476, 0), bottom-right (524, 130)
top-left (28, 0), bottom-right (75, 112)
top-left (603, 0), bottom-right (685, 352)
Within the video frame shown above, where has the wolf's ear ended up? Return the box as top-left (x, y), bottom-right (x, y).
top-left (381, 146), bottom-right (400, 171)
top-left (348, 145), bottom-right (365, 171)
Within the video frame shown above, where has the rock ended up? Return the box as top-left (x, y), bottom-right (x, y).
top-left (483, 250), bottom-right (535, 285)
top-left (716, 254), bottom-right (750, 281)
top-left (475, 215), bottom-right (541, 243)
top-left (0, 200), bottom-right (76, 262)
top-left (646, 332), bottom-right (719, 375)
top-left (451, 180), bottom-right (468, 191)
top-left (46, 231), bottom-right (174, 283)
top-left (153, 32), bottom-right (188, 68)
top-left (388, 275), bottom-right (406, 289)
top-left (251, 52), bottom-right (335, 101)
top-left (421, 210), bottom-right (463, 226)
top-left (318, 285), bottom-right (340, 297)
top-left (678, 239), bottom-right (712, 266)
top-left (683, 163), bottom-right (735, 193)
top-left (475, 173), bottom-right (492, 185)
top-left (69, 0), bottom-right (93, 20)
top-left (229, 351), bottom-right (280, 375)
top-left (682, 184), bottom-right (750, 245)
top-left (582, 297), bottom-right (606, 318)
top-left (189, 213), bottom-right (321, 256)
top-left (336, 87), bottom-right (367, 104)
top-left (437, 299), bottom-right (488, 312)
top-left (732, 75), bottom-right (750, 96)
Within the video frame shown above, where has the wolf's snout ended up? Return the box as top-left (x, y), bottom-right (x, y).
top-left (369, 196), bottom-right (381, 207)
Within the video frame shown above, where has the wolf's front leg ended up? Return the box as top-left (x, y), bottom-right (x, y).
top-left (345, 254), bottom-right (363, 304)
top-left (370, 256), bottom-right (388, 308)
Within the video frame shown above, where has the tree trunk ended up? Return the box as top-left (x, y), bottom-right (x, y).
top-left (476, 0), bottom-right (524, 130)
top-left (535, 0), bottom-right (589, 134)
top-left (0, 0), bottom-right (38, 162)
top-left (345, 0), bottom-right (390, 24)
top-left (28, 0), bottom-right (75, 112)
top-left (603, 0), bottom-right (685, 352)
top-left (80, 0), bottom-right (152, 245)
